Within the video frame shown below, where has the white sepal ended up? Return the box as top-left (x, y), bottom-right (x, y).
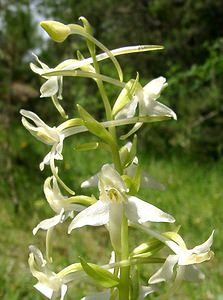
top-left (126, 196), bottom-right (175, 224)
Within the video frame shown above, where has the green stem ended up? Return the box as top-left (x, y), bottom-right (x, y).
top-left (88, 34), bottom-right (129, 299)
top-left (91, 50), bottom-right (122, 174)
top-left (119, 214), bottom-right (130, 299)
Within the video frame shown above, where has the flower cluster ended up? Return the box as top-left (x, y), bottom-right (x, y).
top-left (21, 18), bottom-right (214, 300)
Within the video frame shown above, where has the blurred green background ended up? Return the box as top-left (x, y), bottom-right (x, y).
top-left (0, 0), bottom-right (222, 299)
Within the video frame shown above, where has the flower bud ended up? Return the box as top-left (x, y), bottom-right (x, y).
top-left (40, 20), bottom-right (70, 43)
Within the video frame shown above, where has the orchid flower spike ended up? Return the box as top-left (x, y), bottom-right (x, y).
top-left (28, 245), bottom-right (68, 300)
top-left (68, 164), bottom-right (174, 251)
top-left (149, 230), bottom-right (214, 284)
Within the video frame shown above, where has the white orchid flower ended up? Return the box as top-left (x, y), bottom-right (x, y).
top-left (20, 109), bottom-right (80, 194)
top-left (115, 76), bottom-right (177, 121)
top-left (20, 109), bottom-right (64, 171)
top-left (149, 230), bottom-right (214, 284)
top-left (33, 176), bottom-right (85, 235)
top-left (30, 54), bottom-right (95, 99)
top-left (68, 164), bottom-right (174, 251)
top-left (28, 245), bottom-right (68, 300)
top-left (30, 54), bottom-right (64, 99)
top-left (81, 142), bottom-right (165, 191)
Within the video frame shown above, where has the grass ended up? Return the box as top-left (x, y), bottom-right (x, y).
top-left (0, 130), bottom-right (222, 300)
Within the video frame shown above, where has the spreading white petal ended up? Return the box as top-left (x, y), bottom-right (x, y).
top-left (141, 99), bottom-right (177, 120)
top-left (149, 255), bottom-right (178, 284)
top-left (34, 282), bottom-right (54, 299)
top-left (192, 230), bottom-right (214, 254)
top-left (33, 211), bottom-right (64, 235)
top-left (68, 200), bottom-right (109, 233)
top-left (126, 196), bottom-right (175, 224)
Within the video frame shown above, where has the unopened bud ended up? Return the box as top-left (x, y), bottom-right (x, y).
top-left (40, 20), bottom-right (70, 43)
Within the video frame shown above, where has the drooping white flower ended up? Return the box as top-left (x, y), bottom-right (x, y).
top-left (33, 176), bottom-right (85, 235)
top-left (20, 109), bottom-right (64, 171)
top-left (28, 245), bottom-right (68, 300)
top-left (149, 230), bottom-right (214, 284)
top-left (30, 54), bottom-right (63, 99)
top-left (68, 164), bottom-right (174, 251)
top-left (115, 76), bottom-right (177, 120)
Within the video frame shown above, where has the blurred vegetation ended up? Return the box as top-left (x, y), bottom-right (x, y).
top-left (0, 0), bottom-right (223, 299)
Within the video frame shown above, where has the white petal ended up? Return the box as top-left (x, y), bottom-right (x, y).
top-left (68, 200), bottom-right (109, 233)
top-left (115, 96), bottom-right (138, 120)
top-left (126, 196), bottom-right (175, 224)
top-left (34, 282), bottom-right (54, 299)
top-left (32, 53), bottom-right (49, 70)
top-left (142, 99), bottom-right (177, 120)
top-left (33, 212), bottom-right (64, 235)
top-left (40, 77), bottom-right (59, 98)
top-left (29, 245), bottom-right (46, 268)
top-left (60, 284), bottom-right (68, 300)
top-left (81, 290), bottom-right (110, 300)
top-left (40, 152), bottom-right (52, 171)
top-left (30, 62), bottom-right (45, 75)
top-left (143, 76), bottom-right (167, 100)
top-left (192, 230), bottom-right (214, 254)
top-left (99, 164), bottom-right (126, 193)
top-left (177, 265), bottom-right (205, 282)
top-left (20, 109), bottom-right (47, 128)
top-left (138, 285), bottom-right (156, 300)
top-left (149, 255), bottom-right (178, 284)
top-left (140, 171), bottom-right (165, 191)
top-left (81, 173), bottom-right (99, 188)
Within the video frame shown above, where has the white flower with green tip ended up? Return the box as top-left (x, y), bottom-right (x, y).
top-left (149, 230), bottom-right (214, 284)
top-left (30, 53), bottom-right (95, 99)
top-left (68, 164), bottom-right (174, 251)
top-left (33, 176), bottom-right (85, 235)
top-left (28, 245), bottom-right (68, 300)
top-left (115, 77), bottom-right (177, 120)
top-left (20, 109), bottom-right (64, 171)
top-left (30, 54), bottom-right (64, 99)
